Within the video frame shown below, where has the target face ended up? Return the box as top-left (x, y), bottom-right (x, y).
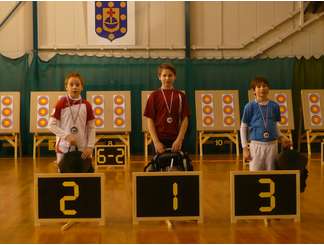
top-left (94, 107), bottom-right (104, 116)
top-left (202, 95), bottom-right (212, 104)
top-left (93, 95), bottom-right (104, 105)
top-left (2, 96), bottom-right (12, 106)
top-left (95, 118), bottom-right (104, 127)
top-left (2, 118), bottom-right (12, 128)
top-left (114, 95), bottom-right (124, 105)
top-left (30, 92), bottom-right (66, 133)
top-left (223, 95), bottom-right (233, 104)
top-left (309, 94), bottom-right (319, 103)
top-left (2, 108), bottom-right (12, 117)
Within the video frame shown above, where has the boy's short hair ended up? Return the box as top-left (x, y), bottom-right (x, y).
top-left (157, 63), bottom-right (176, 76)
top-left (64, 72), bottom-right (84, 87)
top-left (250, 77), bottom-right (269, 90)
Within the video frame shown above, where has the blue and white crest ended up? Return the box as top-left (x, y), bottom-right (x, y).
top-left (95, 1), bottom-right (128, 42)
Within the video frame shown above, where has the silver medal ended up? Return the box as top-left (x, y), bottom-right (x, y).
top-left (263, 131), bottom-right (269, 139)
top-left (167, 117), bottom-right (173, 124)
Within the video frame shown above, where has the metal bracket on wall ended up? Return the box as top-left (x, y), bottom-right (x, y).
top-left (0, 2), bottom-right (23, 31)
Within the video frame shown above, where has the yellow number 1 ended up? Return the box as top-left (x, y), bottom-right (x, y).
top-left (60, 181), bottom-right (79, 215)
top-left (172, 182), bottom-right (178, 211)
top-left (258, 178), bottom-right (276, 212)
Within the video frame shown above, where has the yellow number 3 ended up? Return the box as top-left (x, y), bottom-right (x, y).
top-left (60, 181), bottom-right (79, 215)
top-left (258, 178), bottom-right (275, 212)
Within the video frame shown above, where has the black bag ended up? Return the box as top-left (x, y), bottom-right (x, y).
top-left (274, 148), bottom-right (308, 192)
top-left (58, 147), bottom-right (94, 173)
top-left (144, 148), bottom-right (193, 172)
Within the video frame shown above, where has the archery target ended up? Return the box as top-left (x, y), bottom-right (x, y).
top-left (0, 92), bottom-right (19, 133)
top-left (87, 91), bottom-right (131, 133)
top-left (30, 92), bottom-right (66, 133)
top-left (195, 90), bottom-right (240, 131)
top-left (301, 90), bottom-right (324, 130)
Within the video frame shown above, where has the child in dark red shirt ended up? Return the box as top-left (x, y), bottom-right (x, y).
top-left (144, 63), bottom-right (190, 154)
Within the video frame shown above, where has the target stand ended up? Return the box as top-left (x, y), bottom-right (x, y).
top-left (0, 133), bottom-right (21, 159)
top-left (300, 130), bottom-right (324, 157)
top-left (33, 133), bottom-right (56, 159)
top-left (198, 130), bottom-right (240, 158)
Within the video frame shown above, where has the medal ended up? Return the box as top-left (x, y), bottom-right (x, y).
top-left (161, 88), bottom-right (174, 124)
top-left (263, 131), bottom-right (269, 139)
top-left (70, 126), bottom-right (79, 134)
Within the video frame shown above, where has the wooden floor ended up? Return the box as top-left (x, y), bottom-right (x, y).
top-left (1, 154), bottom-right (324, 243)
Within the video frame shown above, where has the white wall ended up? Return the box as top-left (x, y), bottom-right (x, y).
top-left (0, 2), bottom-right (32, 58)
top-left (0, 1), bottom-right (323, 60)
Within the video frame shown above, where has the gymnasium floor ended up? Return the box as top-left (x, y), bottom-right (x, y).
top-left (0, 154), bottom-right (324, 243)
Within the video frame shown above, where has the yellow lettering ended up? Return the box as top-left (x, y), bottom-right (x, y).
top-left (115, 148), bottom-right (125, 164)
top-left (60, 181), bottom-right (79, 215)
top-left (97, 148), bottom-right (106, 164)
top-left (173, 182), bottom-right (178, 211)
top-left (258, 178), bottom-right (276, 212)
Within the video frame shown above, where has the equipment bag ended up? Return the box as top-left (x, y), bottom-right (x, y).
top-left (58, 147), bottom-right (94, 173)
top-left (144, 148), bottom-right (193, 172)
top-left (274, 148), bottom-right (308, 192)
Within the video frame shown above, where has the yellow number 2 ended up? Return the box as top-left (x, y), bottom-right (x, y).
top-left (115, 148), bottom-right (125, 164)
top-left (258, 178), bottom-right (275, 212)
top-left (60, 181), bottom-right (79, 215)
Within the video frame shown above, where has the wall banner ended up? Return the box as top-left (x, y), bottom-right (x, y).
top-left (87, 1), bottom-right (135, 45)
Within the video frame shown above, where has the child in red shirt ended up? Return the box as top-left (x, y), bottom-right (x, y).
top-left (144, 63), bottom-right (190, 154)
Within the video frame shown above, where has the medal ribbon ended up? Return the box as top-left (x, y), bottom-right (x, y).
top-left (256, 101), bottom-right (269, 131)
top-left (161, 89), bottom-right (174, 115)
top-left (66, 95), bottom-right (82, 128)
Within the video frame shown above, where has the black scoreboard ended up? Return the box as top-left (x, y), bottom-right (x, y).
top-left (95, 144), bottom-right (126, 167)
top-left (34, 173), bottom-right (105, 225)
top-left (132, 171), bottom-right (202, 223)
top-left (230, 170), bottom-right (300, 222)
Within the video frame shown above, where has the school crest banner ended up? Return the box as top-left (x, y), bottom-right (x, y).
top-left (87, 1), bottom-right (135, 45)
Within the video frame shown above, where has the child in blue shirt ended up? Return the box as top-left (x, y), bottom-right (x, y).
top-left (240, 77), bottom-right (291, 170)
